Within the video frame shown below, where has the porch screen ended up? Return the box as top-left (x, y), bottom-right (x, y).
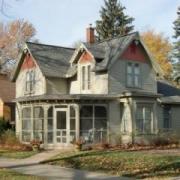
top-left (33, 107), bottom-right (44, 141)
top-left (136, 105), bottom-right (153, 134)
top-left (22, 107), bottom-right (31, 142)
top-left (48, 107), bottom-right (53, 143)
top-left (80, 105), bottom-right (107, 143)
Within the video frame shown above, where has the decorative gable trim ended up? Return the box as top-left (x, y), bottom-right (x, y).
top-left (70, 43), bottom-right (95, 65)
top-left (11, 44), bottom-right (44, 82)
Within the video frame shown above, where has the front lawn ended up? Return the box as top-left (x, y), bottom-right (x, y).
top-left (0, 168), bottom-right (45, 180)
top-left (46, 150), bottom-right (180, 179)
top-left (0, 150), bottom-right (37, 159)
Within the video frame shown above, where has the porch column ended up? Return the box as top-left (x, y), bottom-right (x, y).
top-left (75, 104), bottom-right (80, 140)
top-left (43, 105), bottom-right (49, 147)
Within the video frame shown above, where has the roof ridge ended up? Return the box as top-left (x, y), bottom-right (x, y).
top-left (26, 41), bottom-right (75, 50)
top-left (94, 31), bottom-right (138, 45)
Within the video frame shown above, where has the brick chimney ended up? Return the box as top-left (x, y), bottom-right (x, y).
top-left (86, 24), bottom-right (95, 44)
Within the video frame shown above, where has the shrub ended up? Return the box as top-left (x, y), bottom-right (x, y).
top-left (0, 130), bottom-right (20, 145)
top-left (0, 118), bottom-right (12, 136)
top-left (0, 130), bottom-right (32, 151)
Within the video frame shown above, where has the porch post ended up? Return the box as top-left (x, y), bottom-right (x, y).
top-left (43, 105), bottom-right (49, 148)
top-left (75, 104), bottom-right (80, 140)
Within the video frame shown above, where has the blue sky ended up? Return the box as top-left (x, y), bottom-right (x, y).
top-left (0, 0), bottom-right (179, 46)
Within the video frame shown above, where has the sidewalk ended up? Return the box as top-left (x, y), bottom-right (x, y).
top-left (0, 150), bottom-right (60, 168)
top-left (0, 150), bottom-right (126, 179)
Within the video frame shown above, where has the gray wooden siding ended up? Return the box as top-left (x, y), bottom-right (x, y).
top-left (108, 59), bottom-right (157, 94)
top-left (171, 106), bottom-right (180, 135)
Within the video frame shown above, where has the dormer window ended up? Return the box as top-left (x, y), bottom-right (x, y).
top-left (25, 70), bottom-right (35, 93)
top-left (81, 65), bottom-right (91, 91)
top-left (127, 62), bottom-right (141, 88)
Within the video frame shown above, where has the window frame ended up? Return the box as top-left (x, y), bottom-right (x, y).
top-left (163, 105), bottom-right (172, 129)
top-left (25, 69), bottom-right (35, 94)
top-left (80, 104), bottom-right (108, 143)
top-left (21, 107), bottom-right (32, 142)
top-left (126, 62), bottom-right (141, 88)
top-left (81, 64), bottom-right (91, 91)
top-left (135, 104), bottom-right (154, 134)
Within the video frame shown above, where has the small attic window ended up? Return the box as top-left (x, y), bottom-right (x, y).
top-left (95, 58), bottom-right (103, 63)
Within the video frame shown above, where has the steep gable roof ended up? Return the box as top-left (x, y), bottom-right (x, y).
top-left (72, 32), bottom-right (163, 75)
top-left (11, 42), bottom-right (75, 81)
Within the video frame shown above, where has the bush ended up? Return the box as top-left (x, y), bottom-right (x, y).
top-left (0, 130), bottom-right (19, 145)
top-left (0, 130), bottom-right (32, 151)
top-left (0, 119), bottom-right (12, 136)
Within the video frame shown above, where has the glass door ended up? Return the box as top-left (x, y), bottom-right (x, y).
top-left (55, 109), bottom-right (67, 144)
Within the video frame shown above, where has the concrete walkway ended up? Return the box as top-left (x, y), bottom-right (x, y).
top-left (0, 150), bottom-right (127, 179)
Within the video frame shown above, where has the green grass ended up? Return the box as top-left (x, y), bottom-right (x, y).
top-left (0, 150), bottom-right (37, 159)
top-left (46, 150), bottom-right (180, 179)
top-left (0, 169), bottom-right (45, 180)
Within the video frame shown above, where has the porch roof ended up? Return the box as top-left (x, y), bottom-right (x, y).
top-left (14, 94), bottom-right (119, 102)
top-left (159, 96), bottom-right (180, 104)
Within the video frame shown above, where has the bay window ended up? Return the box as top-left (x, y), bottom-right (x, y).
top-left (136, 104), bottom-right (153, 134)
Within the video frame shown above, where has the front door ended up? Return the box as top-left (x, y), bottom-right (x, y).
top-left (55, 109), bottom-right (68, 144)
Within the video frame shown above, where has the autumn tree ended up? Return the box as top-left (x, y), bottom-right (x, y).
top-left (172, 6), bottom-right (180, 76)
top-left (141, 30), bottom-right (172, 79)
top-left (0, 19), bottom-right (36, 73)
top-left (95, 0), bottom-right (134, 41)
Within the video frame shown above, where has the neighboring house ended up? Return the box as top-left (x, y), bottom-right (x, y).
top-left (11, 27), bottom-right (180, 149)
top-left (0, 73), bottom-right (15, 124)
top-left (174, 74), bottom-right (180, 87)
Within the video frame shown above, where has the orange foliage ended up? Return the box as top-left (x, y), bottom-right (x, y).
top-left (141, 30), bottom-right (172, 78)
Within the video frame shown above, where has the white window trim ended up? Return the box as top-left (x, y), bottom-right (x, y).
top-left (80, 64), bottom-right (91, 92)
top-left (25, 69), bottom-right (35, 95)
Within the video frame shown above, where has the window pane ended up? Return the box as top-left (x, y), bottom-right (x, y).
top-left (136, 106), bottom-right (143, 132)
top-left (163, 105), bottom-right (171, 128)
top-left (134, 64), bottom-right (140, 75)
top-left (22, 131), bottom-right (31, 142)
top-left (22, 108), bottom-right (31, 118)
top-left (48, 118), bottom-right (53, 130)
top-left (127, 63), bottom-right (132, 73)
top-left (95, 106), bottom-right (107, 118)
top-left (48, 132), bottom-right (53, 143)
top-left (34, 107), bottom-right (43, 118)
top-left (22, 120), bottom-right (31, 130)
top-left (34, 119), bottom-right (43, 130)
top-left (80, 106), bottom-right (93, 117)
top-left (87, 65), bottom-right (91, 89)
top-left (144, 107), bottom-right (152, 133)
top-left (127, 74), bottom-right (133, 86)
top-left (70, 118), bottom-right (75, 130)
top-left (95, 119), bottom-right (107, 130)
top-left (134, 75), bottom-right (140, 87)
top-left (57, 111), bottom-right (66, 129)
top-left (82, 66), bottom-right (85, 90)
top-left (80, 118), bottom-right (93, 130)
top-left (48, 107), bottom-right (53, 118)
top-left (70, 106), bottom-right (75, 118)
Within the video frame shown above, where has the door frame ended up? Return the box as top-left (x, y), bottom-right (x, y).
top-left (54, 108), bottom-right (69, 145)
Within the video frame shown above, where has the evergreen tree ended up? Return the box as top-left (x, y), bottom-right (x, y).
top-left (95, 0), bottom-right (134, 41)
top-left (172, 6), bottom-right (180, 76)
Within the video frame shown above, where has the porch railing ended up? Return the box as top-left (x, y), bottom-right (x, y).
top-left (80, 129), bottom-right (107, 144)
